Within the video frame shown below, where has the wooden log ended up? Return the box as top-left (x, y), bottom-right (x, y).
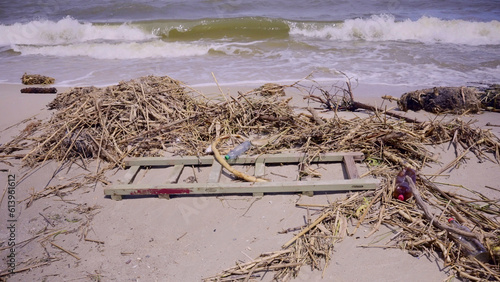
top-left (20, 87), bottom-right (57, 94)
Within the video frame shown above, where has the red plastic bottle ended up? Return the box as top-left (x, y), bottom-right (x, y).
top-left (392, 167), bottom-right (416, 201)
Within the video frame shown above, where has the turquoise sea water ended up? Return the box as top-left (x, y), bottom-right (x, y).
top-left (0, 0), bottom-right (499, 86)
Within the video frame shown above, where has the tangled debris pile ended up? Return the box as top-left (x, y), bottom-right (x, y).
top-left (396, 85), bottom-right (500, 114)
top-left (398, 87), bottom-right (481, 114)
top-left (1, 75), bottom-right (499, 280)
top-left (3, 76), bottom-right (300, 168)
top-left (21, 73), bottom-right (55, 85)
top-left (479, 84), bottom-right (500, 111)
top-left (3, 76), bottom-right (498, 173)
top-left (206, 175), bottom-right (500, 281)
top-left (202, 82), bottom-right (500, 281)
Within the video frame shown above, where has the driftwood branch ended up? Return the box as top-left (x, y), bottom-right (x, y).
top-left (408, 176), bottom-right (485, 241)
top-left (20, 87), bottom-right (57, 94)
top-left (350, 101), bottom-right (421, 123)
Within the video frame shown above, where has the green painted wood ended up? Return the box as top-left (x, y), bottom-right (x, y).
top-left (207, 161), bottom-right (222, 183)
top-left (109, 151), bottom-right (373, 200)
top-left (123, 152), bottom-right (364, 167)
top-left (254, 159), bottom-right (265, 177)
top-left (343, 155), bottom-right (360, 179)
top-left (123, 165), bottom-right (140, 184)
top-left (104, 178), bottom-right (379, 198)
top-left (167, 164), bottom-right (184, 184)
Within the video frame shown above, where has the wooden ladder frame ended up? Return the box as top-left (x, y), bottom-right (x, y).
top-left (104, 152), bottom-right (379, 200)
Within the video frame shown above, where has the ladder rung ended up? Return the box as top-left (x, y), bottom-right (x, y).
top-left (123, 165), bottom-right (140, 184)
top-left (207, 161), bottom-right (223, 183)
top-left (167, 164), bottom-right (184, 184)
top-left (343, 155), bottom-right (359, 179)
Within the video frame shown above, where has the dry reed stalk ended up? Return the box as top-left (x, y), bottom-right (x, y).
top-left (49, 242), bottom-right (80, 260)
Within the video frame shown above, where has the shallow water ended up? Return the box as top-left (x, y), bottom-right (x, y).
top-left (0, 1), bottom-right (499, 87)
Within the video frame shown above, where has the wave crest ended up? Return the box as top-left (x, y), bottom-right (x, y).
top-left (0, 16), bottom-right (154, 45)
top-left (290, 14), bottom-right (500, 45)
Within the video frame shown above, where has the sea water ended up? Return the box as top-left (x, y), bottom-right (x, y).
top-left (0, 0), bottom-right (499, 87)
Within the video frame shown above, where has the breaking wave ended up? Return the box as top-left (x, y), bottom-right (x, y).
top-left (1, 15), bottom-right (499, 60)
top-left (290, 14), bottom-right (500, 45)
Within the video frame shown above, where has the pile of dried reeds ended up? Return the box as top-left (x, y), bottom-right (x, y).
top-left (2, 75), bottom-right (498, 172)
top-left (206, 175), bottom-right (500, 281)
top-left (21, 72), bottom-right (55, 85)
top-left (203, 81), bottom-right (500, 281)
top-left (2, 75), bottom-right (301, 168)
top-left (478, 84), bottom-right (500, 111)
top-left (14, 76), bottom-right (205, 166)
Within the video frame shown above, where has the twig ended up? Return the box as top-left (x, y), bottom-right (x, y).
top-left (39, 212), bottom-right (55, 227)
top-left (84, 238), bottom-right (104, 244)
top-left (306, 107), bottom-right (325, 125)
top-left (176, 232), bottom-right (187, 241)
top-left (365, 205), bottom-right (385, 238)
top-left (0, 261), bottom-right (54, 277)
top-left (282, 211), bottom-right (332, 249)
top-left (431, 139), bottom-right (485, 180)
top-left (50, 242), bottom-right (80, 260)
top-left (352, 188), bottom-right (384, 234)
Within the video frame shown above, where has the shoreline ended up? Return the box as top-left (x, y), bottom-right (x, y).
top-left (0, 80), bottom-right (427, 137)
top-left (3, 80), bottom-right (499, 137)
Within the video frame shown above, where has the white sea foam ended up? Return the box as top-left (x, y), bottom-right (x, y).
top-left (13, 41), bottom-right (213, 59)
top-left (0, 16), bottom-right (154, 45)
top-left (290, 15), bottom-right (500, 45)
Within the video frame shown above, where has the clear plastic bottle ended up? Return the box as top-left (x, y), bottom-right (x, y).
top-left (392, 167), bottom-right (416, 201)
top-left (225, 141), bottom-right (252, 160)
top-left (448, 218), bottom-right (489, 262)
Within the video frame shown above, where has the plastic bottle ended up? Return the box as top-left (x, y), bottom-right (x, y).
top-left (448, 218), bottom-right (489, 262)
top-left (392, 167), bottom-right (416, 201)
top-left (225, 141), bottom-right (252, 160)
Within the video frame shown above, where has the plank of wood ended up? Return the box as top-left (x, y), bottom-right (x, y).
top-left (123, 165), bottom-right (140, 184)
top-left (124, 152), bottom-right (365, 167)
top-left (254, 159), bottom-right (265, 177)
top-left (104, 178), bottom-right (379, 199)
top-left (166, 164), bottom-right (184, 184)
top-left (343, 155), bottom-right (360, 179)
top-left (207, 161), bottom-right (222, 183)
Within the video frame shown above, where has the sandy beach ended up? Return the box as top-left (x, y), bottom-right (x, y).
top-left (1, 79), bottom-right (499, 282)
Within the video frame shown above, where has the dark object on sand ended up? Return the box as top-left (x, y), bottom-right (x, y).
top-left (21, 73), bottom-right (55, 85)
top-left (21, 87), bottom-right (57, 94)
top-left (398, 87), bottom-right (481, 114)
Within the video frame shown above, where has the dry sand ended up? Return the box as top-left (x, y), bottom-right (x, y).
top-left (0, 81), bottom-right (499, 281)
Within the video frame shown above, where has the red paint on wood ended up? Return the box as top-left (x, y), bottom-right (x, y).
top-left (131, 188), bottom-right (191, 195)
